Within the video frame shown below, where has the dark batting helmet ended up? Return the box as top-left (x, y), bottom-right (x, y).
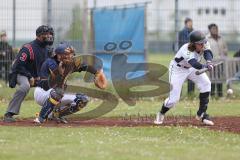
top-left (189, 30), bottom-right (207, 44)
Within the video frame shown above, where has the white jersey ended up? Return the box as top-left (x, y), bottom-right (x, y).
top-left (163, 41), bottom-right (212, 109)
top-left (174, 42), bottom-right (211, 68)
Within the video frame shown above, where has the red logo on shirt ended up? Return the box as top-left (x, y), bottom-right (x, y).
top-left (20, 53), bottom-right (27, 61)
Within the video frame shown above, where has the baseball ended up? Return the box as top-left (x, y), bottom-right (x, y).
top-left (227, 89), bottom-right (233, 95)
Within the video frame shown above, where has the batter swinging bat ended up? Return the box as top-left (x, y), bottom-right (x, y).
top-left (195, 61), bottom-right (223, 75)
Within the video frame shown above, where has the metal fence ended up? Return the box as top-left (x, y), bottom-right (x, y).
top-left (0, 42), bottom-right (14, 83)
top-left (1, 0), bottom-right (240, 82)
top-left (208, 58), bottom-right (240, 85)
top-left (1, 0), bottom-right (240, 47)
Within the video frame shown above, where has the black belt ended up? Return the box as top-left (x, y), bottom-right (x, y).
top-left (176, 64), bottom-right (190, 69)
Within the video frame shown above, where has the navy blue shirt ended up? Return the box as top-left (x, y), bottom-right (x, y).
top-left (11, 39), bottom-right (49, 79)
top-left (37, 57), bottom-right (98, 91)
top-left (37, 57), bottom-right (58, 90)
top-left (178, 27), bottom-right (193, 49)
top-left (39, 58), bottom-right (59, 78)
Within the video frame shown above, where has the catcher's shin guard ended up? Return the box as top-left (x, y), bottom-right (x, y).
top-left (38, 88), bottom-right (63, 122)
top-left (38, 99), bottom-right (55, 122)
top-left (58, 93), bottom-right (89, 117)
top-left (197, 92), bottom-right (210, 116)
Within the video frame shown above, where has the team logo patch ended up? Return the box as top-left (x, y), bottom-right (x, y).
top-left (20, 52), bottom-right (27, 61)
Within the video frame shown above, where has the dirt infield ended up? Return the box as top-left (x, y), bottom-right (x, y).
top-left (0, 116), bottom-right (239, 134)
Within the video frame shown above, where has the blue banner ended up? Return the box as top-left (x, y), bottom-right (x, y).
top-left (93, 6), bottom-right (145, 79)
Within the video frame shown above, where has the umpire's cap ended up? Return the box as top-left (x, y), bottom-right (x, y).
top-left (189, 30), bottom-right (207, 44)
top-left (36, 25), bottom-right (54, 36)
top-left (54, 42), bottom-right (74, 55)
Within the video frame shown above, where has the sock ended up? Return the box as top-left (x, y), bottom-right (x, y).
top-left (160, 104), bottom-right (169, 114)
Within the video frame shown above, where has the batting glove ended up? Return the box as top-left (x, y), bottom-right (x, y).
top-left (205, 61), bottom-right (214, 71)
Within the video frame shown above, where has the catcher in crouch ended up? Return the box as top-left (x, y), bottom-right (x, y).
top-left (34, 42), bottom-right (107, 124)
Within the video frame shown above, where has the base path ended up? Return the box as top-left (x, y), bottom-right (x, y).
top-left (0, 116), bottom-right (239, 134)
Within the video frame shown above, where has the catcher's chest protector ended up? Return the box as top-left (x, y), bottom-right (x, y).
top-left (48, 62), bottom-right (76, 89)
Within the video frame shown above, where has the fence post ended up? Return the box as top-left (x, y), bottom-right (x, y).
top-left (82, 0), bottom-right (88, 54)
top-left (47, 0), bottom-right (52, 25)
top-left (12, 0), bottom-right (16, 48)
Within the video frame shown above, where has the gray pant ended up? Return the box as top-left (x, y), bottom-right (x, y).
top-left (6, 74), bottom-right (30, 115)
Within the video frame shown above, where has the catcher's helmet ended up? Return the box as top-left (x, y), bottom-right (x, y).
top-left (189, 30), bottom-right (206, 44)
top-left (54, 42), bottom-right (74, 55)
top-left (36, 25), bottom-right (54, 36)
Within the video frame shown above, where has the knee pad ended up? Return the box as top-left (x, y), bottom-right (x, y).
top-left (49, 88), bottom-right (64, 105)
top-left (74, 93), bottom-right (89, 108)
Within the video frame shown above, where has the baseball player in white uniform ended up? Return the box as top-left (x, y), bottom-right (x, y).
top-left (154, 30), bottom-right (214, 126)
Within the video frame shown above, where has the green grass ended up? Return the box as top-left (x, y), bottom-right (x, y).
top-left (1, 98), bottom-right (240, 119)
top-left (0, 53), bottom-right (240, 160)
top-left (1, 52), bottom-right (239, 100)
top-left (148, 53), bottom-right (173, 66)
top-left (0, 127), bottom-right (239, 160)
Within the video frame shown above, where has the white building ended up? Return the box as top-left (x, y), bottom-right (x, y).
top-left (1, 0), bottom-right (240, 43)
top-left (90, 0), bottom-right (240, 37)
top-left (0, 0), bottom-right (44, 41)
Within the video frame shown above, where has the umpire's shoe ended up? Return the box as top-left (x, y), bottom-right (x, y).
top-left (3, 112), bottom-right (16, 122)
top-left (196, 113), bottom-right (214, 126)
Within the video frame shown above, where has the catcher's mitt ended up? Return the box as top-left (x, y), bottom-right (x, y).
top-left (94, 69), bottom-right (107, 89)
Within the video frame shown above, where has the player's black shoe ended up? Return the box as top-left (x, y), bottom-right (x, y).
top-left (56, 117), bottom-right (68, 124)
top-left (48, 112), bottom-right (68, 124)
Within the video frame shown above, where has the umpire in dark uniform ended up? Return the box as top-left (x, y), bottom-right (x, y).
top-left (3, 25), bottom-right (54, 122)
top-left (178, 17), bottom-right (195, 96)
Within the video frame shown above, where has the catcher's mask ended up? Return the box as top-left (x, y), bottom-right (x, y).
top-left (54, 42), bottom-right (75, 62)
top-left (36, 25), bottom-right (54, 46)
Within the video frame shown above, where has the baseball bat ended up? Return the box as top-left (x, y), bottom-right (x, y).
top-left (195, 61), bottom-right (223, 75)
